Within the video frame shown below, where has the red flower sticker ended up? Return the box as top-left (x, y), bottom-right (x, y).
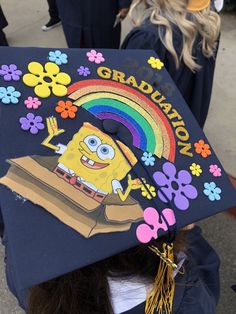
top-left (55, 100), bottom-right (78, 119)
top-left (194, 139), bottom-right (211, 158)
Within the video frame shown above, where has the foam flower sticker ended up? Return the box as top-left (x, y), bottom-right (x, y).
top-left (55, 100), bottom-right (78, 119)
top-left (0, 64), bottom-right (22, 81)
top-left (23, 62), bottom-right (71, 98)
top-left (194, 139), bottom-right (211, 158)
top-left (48, 50), bottom-right (68, 65)
top-left (203, 182), bottom-right (222, 201)
top-left (19, 113), bottom-right (45, 135)
top-left (136, 207), bottom-right (176, 243)
top-left (209, 164), bottom-right (222, 177)
top-left (141, 184), bottom-right (156, 200)
top-left (77, 66), bottom-right (91, 77)
top-left (153, 162), bottom-right (198, 211)
top-left (86, 50), bottom-right (105, 64)
top-left (189, 163), bottom-right (202, 177)
top-left (0, 86), bottom-right (21, 104)
top-left (24, 96), bottom-right (42, 110)
top-left (141, 152), bottom-right (155, 166)
top-left (148, 57), bottom-right (164, 70)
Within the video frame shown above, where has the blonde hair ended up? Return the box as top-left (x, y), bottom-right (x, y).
top-left (130, 0), bottom-right (221, 72)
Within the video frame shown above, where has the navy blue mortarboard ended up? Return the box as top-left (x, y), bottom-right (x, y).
top-left (0, 47), bottom-right (236, 294)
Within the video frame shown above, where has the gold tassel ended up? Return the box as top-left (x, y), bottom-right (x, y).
top-left (145, 243), bottom-right (176, 314)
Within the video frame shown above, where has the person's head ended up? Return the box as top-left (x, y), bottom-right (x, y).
top-left (130, 0), bottom-right (221, 72)
top-left (28, 232), bottom-right (185, 314)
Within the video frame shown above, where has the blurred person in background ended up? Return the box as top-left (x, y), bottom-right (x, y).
top-left (224, 0), bottom-right (236, 10)
top-left (42, 0), bottom-right (61, 31)
top-left (0, 5), bottom-right (8, 46)
top-left (122, 0), bottom-right (221, 129)
top-left (56, 0), bottom-right (132, 48)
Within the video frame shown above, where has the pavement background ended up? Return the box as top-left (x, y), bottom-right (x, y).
top-left (0, 1), bottom-right (235, 313)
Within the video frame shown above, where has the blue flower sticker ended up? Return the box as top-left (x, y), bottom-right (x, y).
top-left (48, 50), bottom-right (68, 65)
top-left (203, 182), bottom-right (222, 201)
top-left (0, 86), bottom-right (21, 104)
top-left (141, 152), bottom-right (155, 166)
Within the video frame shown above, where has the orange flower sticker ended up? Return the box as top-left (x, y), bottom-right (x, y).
top-left (194, 140), bottom-right (211, 158)
top-left (55, 100), bottom-right (78, 119)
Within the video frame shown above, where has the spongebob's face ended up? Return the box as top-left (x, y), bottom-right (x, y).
top-left (58, 123), bottom-right (135, 193)
top-left (79, 134), bottom-right (115, 170)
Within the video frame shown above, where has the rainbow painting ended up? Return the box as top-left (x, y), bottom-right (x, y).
top-left (68, 80), bottom-right (176, 162)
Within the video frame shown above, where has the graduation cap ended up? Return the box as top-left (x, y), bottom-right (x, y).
top-left (0, 47), bottom-right (236, 313)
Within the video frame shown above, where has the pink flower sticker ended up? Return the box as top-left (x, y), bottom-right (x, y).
top-left (209, 164), bottom-right (222, 177)
top-left (24, 96), bottom-right (41, 109)
top-left (86, 50), bottom-right (105, 64)
top-left (136, 207), bottom-right (176, 244)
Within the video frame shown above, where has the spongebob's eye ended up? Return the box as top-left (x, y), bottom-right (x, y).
top-left (84, 136), bottom-right (101, 152)
top-left (97, 144), bottom-right (115, 160)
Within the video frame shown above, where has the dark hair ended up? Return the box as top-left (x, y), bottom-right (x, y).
top-left (28, 232), bottom-right (186, 314)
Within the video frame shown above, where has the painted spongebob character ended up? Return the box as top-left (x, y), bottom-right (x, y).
top-left (42, 117), bottom-right (143, 202)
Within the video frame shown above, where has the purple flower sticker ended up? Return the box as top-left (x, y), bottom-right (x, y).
top-left (19, 113), bottom-right (45, 135)
top-left (153, 162), bottom-right (198, 210)
top-left (77, 66), bottom-right (91, 77)
top-left (0, 64), bottom-right (22, 81)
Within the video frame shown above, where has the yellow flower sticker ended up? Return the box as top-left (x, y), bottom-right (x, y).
top-left (23, 62), bottom-right (71, 98)
top-left (189, 163), bottom-right (202, 177)
top-left (141, 184), bottom-right (157, 200)
top-left (147, 57), bottom-right (164, 70)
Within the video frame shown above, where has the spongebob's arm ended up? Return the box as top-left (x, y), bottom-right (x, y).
top-left (116, 175), bottom-right (143, 202)
top-left (117, 186), bottom-right (132, 202)
top-left (42, 135), bottom-right (59, 151)
top-left (42, 117), bottom-right (65, 151)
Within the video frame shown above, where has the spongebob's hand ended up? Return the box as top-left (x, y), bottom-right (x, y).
top-left (42, 117), bottom-right (65, 151)
top-left (46, 117), bottom-right (65, 137)
top-left (127, 174), bottom-right (143, 190)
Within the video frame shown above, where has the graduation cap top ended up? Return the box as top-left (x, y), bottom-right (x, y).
top-left (0, 47), bottom-right (235, 291)
top-left (187, 0), bottom-right (210, 11)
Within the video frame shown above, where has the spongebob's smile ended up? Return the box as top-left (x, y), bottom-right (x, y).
top-left (80, 155), bottom-right (109, 170)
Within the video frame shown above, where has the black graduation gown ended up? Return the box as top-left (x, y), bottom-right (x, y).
top-left (122, 22), bottom-right (219, 128)
top-left (3, 227), bottom-right (220, 313)
top-left (56, 0), bottom-right (132, 48)
top-left (0, 7), bottom-right (8, 49)
top-left (0, 6), bottom-right (7, 30)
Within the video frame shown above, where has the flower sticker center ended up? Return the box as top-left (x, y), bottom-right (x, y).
top-left (23, 62), bottom-right (71, 98)
top-left (153, 162), bottom-right (198, 210)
